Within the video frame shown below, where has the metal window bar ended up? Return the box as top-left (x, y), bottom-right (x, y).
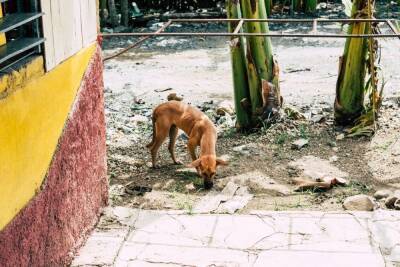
top-left (0, 0), bottom-right (44, 71)
top-left (101, 18), bottom-right (400, 38)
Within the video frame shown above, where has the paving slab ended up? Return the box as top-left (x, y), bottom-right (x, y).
top-left (73, 207), bottom-right (400, 267)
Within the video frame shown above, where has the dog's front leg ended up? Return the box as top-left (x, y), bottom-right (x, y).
top-left (188, 138), bottom-right (201, 175)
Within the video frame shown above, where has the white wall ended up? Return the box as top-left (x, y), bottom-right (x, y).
top-left (41, 0), bottom-right (98, 71)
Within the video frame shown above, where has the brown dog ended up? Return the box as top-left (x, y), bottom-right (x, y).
top-left (146, 100), bottom-right (227, 189)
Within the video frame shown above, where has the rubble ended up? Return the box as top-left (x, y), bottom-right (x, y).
top-left (374, 190), bottom-right (392, 200)
top-left (291, 138), bottom-right (309, 150)
top-left (343, 195), bottom-right (375, 211)
top-left (216, 171), bottom-right (291, 196)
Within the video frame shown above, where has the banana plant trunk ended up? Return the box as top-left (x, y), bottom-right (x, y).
top-left (240, 0), bottom-right (277, 117)
top-left (265, 0), bottom-right (272, 16)
top-left (227, 0), bottom-right (252, 129)
top-left (334, 0), bottom-right (370, 125)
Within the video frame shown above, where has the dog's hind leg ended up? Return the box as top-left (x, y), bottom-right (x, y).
top-left (146, 117), bottom-right (156, 149)
top-left (149, 118), bottom-right (169, 168)
top-left (168, 125), bottom-right (181, 164)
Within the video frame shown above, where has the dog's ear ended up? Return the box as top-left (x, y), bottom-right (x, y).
top-left (188, 158), bottom-right (202, 168)
top-left (216, 158), bottom-right (228, 166)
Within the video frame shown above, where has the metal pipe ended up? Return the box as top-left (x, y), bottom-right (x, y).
top-left (103, 20), bottom-right (173, 61)
top-left (101, 32), bottom-right (400, 38)
top-left (386, 20), bottom-right (400, 40)
top-left (169, 18), bottom-right (390, 23)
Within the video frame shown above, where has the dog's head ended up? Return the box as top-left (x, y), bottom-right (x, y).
top-left (188, 155), bottom-right (228, 189)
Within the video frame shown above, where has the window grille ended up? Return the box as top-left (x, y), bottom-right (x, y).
top-left (0, 0), bottom-right (44, 72)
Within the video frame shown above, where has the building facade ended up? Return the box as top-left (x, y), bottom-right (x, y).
top-left (0, 0), bottom-right (108, 265)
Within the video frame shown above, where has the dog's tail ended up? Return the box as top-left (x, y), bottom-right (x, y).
top-left (146, 116), bottom-right (156, 149)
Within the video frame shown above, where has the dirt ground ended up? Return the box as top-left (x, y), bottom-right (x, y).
top-left (102, 3), bottom-right (400, 213)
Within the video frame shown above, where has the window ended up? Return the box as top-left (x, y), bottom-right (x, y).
top-left (0, 0), bottom-right (44, 72)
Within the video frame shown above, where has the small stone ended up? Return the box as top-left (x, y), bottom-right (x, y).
top-left (327, 141), bottom-right (337, 147)
top-left (162, 179), bottom-right (175, 190)
top-left (219, 154), bottom-right (231, 162)
top-left (385, 191), bottom-right (400, 209)
top-left (336, 134), bottom-right (345, 140)
top-left (291, 139), bottom-right (309, 150)
top-left (176, 168), bottom-right (198, 174)
top-left (232, 143), bottom-right (258, 155)
top-left (152, 182), bottom-right (162, 190)
top-left (311, 115), bottom-right (325, 123)
top-left (395, 199), bottom-right (400, 210)
top-left (185, 183), bottom-right (196, 193)
top-left (329, 155), bottom-right (338, 162)
top-left (332, 147), bottom-right (339, 152)
top-left (131, 115), bottom-right (149, 125)
top-left (167, 92), bottom-right (183, 101)
top-left (343, 194), bottom-right (375, 211)
top-left (146, 162), bottom-right (153, 168)
top-left (374, 189), bottom-right (392, 200)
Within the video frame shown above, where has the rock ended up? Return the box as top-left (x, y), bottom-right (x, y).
top-left (109, 184), bottom-right (125, 197)
top-left (167, 92), bottom-right (183, 101)
top-left (216, 186), bottom-right (253, 214)
top-left (310, 115), bottom-right (325, 123)
top-left (385, 191), bottom-right (400, 209)
top-left (162, 179), bottom-right (175, 190)
top-left (291, 139), bottom-right (309, 150)
top-left (232, 143), bottom-right (258, 156)
top-left (289, 156), bottom-right (348, 181)
top-left (185, 183), bottom-right (196, 193)
top-left (336, 133), bottom-right (345, 140)
top-left (329, 155), bottom-right (338, 162)
top-left (219, 154), bottom-right (231, 162)
top-left (205, 109), bottom-right (216, 121)
top-left (216, 171), bottom-right (291, 196)
top-left (395, 199), bottom-right (400, 210)
top-left (152, 182), bottom-right (162, 190)
top-left (193, 181), bottom-right (253, 214)
top-left (216, 100), bottom-right (235, 116)
top-left (343, 195), bottom-right (375, 211)
top-left (217, 115), bottom-right (235, 129)
top-left (131, 115), bottom-right (149, 126)
top-left (374, 189), bottom-right (392, 200)
top-left (332, 147), bottom-right (339, 152)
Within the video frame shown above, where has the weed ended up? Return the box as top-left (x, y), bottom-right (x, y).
top-left (176, 197), bottom-right (194, 215)
top-left (275, 132), bottom-right (289, 145)
top-left (299, 124), bottom-right (309, 139)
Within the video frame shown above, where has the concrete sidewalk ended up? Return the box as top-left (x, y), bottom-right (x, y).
top-left (72, 208), bottom-right (400, 267)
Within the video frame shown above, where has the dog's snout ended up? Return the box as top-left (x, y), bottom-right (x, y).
top-left (204, 180), bottom-right (214, 190)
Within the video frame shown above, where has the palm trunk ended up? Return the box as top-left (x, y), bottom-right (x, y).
top-left (334, 0), bottom-right (370, 125)
top-left (227, 0), bottom-right (252, 129)
top-left (120, 0), bottom-right (129, 27)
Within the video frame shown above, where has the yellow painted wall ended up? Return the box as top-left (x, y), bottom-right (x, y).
top-left (0, 7), bottom-right (6, 45)
top-left (0, 44), bottom-right (96, 230)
